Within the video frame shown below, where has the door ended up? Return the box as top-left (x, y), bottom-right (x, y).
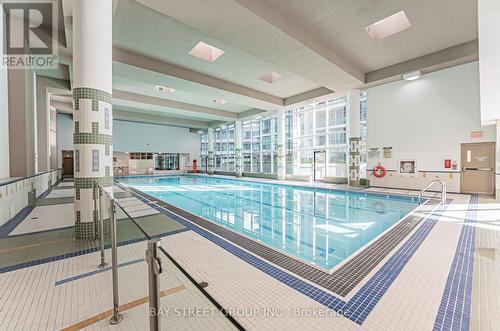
top-left (62, 150), bottom-right (74, 178)
top-left (314, 151), bottom-right (326, 181)
top-left (461, 142), bottom-right (495, 194)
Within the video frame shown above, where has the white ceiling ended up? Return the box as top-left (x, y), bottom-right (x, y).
top-left (54, 0), bottom-right (479, 129)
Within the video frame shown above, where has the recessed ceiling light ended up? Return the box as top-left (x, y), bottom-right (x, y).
top-left (154, 85), bottom-right (175, 94)
top-left (366, 10), bottom-right (411, 40)
top-left (402, 70), bottom-right (422, 81)
top-left (212, 98), bottom-right (227, 105)
top-left (307, 99), bottom-right (320, 107)
top-left (189, 41), bottom-right (225, 62)
top-left (259, 71), bottom-right (283, 84)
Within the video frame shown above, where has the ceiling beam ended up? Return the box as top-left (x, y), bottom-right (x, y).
top-left (365, 40), bottom-right (478, 84)
top-left (51, 100), bottom-right (73, 113)
top-left (113, 108), bottom-right (210, 129)
top-left (112, 89), bottom-right (238, 121)
top-left (284, 87), bottom-right (334, 106)
top-left (233, 0), bottom-right (365, 83)
top-left (113, 47), bottom-right (284, 107)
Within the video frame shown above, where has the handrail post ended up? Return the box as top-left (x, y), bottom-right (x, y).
top-left (98, 186), bottom-right (107, 268)
top-left (441, 181), bottom-right (447, 205)
top-left (419, 179), bottom-right (447, 205)
top-left (93, 181), bottom-right (98, 239)
top-left (146, 238), bottom-right (162, 331)
top-left (109, 199), bottom-right (123, 325)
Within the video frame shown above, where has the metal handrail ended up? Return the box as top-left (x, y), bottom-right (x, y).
top-left (93, 181), bottom-right (123, 325)
top-left (418, 179), bottom-right (447, 204)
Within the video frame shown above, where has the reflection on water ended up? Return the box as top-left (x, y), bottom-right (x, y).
top-left (120, 176), bottom-right (419, 270)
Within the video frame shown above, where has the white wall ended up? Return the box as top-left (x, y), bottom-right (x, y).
top-left (56, 117), bottom-right (201, 165)
top-left (56, 113), bottom-right (74, 167)
top-left (113, 120), bottom-right (200, 161)
top-left (479, 0), bottom-right (500, 124)
top-left (366, 62), bottom-right (496, 192)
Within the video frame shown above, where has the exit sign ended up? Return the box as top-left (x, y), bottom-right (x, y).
top-left (471, 131), bottom-right (483, 138)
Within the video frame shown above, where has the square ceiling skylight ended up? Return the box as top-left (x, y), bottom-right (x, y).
top-left (258, 71), bottom-right (283, 84)
top-left (189, 41), bottom-right (225, 62)
top-left (365, 10), bottom-right (411, 40)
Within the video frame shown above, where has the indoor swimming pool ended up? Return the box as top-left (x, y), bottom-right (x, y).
top-left (118, 175), bottom-right (420, 270)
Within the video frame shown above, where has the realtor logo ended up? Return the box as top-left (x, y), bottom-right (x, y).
top-left (1, 0), bottom-right (58, 68)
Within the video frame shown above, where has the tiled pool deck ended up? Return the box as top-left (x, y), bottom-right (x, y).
top-left (0, 175), bottom-right (498, 330)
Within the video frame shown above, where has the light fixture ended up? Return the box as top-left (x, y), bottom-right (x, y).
top-left (366, 10), bottom-right (411, 40)
top-left (212, 98), bottom-right (227, 105)
top-left (307, 99), bottom-right (320, 107)
top-left (154, 85), bottom-right (175, 94)
top-left (258, 71), bottom-right (283, 84)
top-left (189, 41), bottom-right (225, 62)
top-left (402, 70), bottom-right (422, 81)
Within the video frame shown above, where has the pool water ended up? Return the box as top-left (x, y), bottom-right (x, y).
top-left (119, 175), bottom-right (420, 270)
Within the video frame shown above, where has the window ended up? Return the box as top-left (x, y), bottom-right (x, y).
top-left (214, 124), bottom-right (236, 172)
top-left (241, 114), bottom-right (278, 174)
top-left (200, 132), bottom-right (208, 170)
top-left (359, 90), bottom-right (367, 178)
top-left (154, 154), bottom-right (180, 170)
top-left (285, 97), bottom-right (349, 177)
top-left (198, 92), bottom-right (366, 179)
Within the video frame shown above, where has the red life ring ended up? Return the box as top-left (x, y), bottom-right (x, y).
top-left (373, 165), bottom-right (386, 178)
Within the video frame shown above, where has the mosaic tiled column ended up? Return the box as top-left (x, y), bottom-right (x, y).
top-left (207, 128), bottom-right (215, 175)
top-left (276, 109), bottom-right (286, 180)
top-left (72, 0), bottom-right (113, 240)
top-left (234, 121), bottom-right (243, 177)
top-left (347, 89), bottom-right (361, 186)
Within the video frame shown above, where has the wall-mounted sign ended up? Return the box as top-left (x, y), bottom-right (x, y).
top-left (382, 147), bottom-right (393, 159)
top-left (398, 159), bottom-right (417, 175)
top-left (368, 148), bottom-right (380, 158)
top-left (471, 131), bottom-right (483, 138)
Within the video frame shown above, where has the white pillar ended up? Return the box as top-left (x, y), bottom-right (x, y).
top-left (207, 127), bottom-right (214, 175)
top-left (347, 89), bottom-right (361, 186)
top-left (276, 109), bottom-right (286, 180)
top-left (496, 120), bottom-right (500, 199)
top-left (234, 121), bottom-right (243, 177)
top-left (73, 0), bottom-right (113, 240)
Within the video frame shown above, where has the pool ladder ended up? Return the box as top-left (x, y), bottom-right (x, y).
top-left (418, 179), bottom-right (447, 204)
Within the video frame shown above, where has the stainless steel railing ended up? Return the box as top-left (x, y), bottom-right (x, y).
top-left (93, 181), bottom-right (123, 325)
top-left (418, 179), bottom-right (447, 204)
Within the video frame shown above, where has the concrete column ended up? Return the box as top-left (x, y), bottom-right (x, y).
top-left (36, 76), bottom-right (71, 172)
top-left (73, 0), bottom-right (113, 240)
top-left (276, 109), bottom-right (286, 180)
top-left (347, 89), bottom-right (361, 186)
top-left (8, 68), bottom-right (37, 177)
top-left (0, 7), bottom-right (9, 179)
top-left (234, 121), bottom-right (243, 177)
top-left (49, 106), bottom-right (57, 169)
top-left (207, 127), bottom-right (214, 175)
top-left (496, 120), bottom-right (500, 199)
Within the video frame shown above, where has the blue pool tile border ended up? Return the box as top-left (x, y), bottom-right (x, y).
top-left (121, 182), bottom-right (452, 325)
top-left (0, 205), bottom-right (35, 238)
top-left (433, 194), bottom-right (477, 331)
top-left (0, 227), bottom-right (188, 274)
top-left (55, 258), bottom-right (144, 286)
top-left (0, 183), bottom-right (61, 238)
